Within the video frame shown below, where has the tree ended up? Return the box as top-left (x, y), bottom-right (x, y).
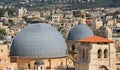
top-left (7, 8), bottom-right (16, 17)
top-left (73, 11), bottom-right (84, 17)
top-left (0, 29), bottom-right (6, 35)
top-left (0, 9), bottom-right (5, 17)
top-left (0, 29), bottom-right (6, 40)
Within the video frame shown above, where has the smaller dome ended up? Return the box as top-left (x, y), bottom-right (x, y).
top-left (67, 23), bottom-right (94, 40)
top-left (34, 60), bottom-right (44, 65)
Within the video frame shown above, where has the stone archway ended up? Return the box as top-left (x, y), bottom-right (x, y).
top-left (99, 65), bottom-right (108, 70)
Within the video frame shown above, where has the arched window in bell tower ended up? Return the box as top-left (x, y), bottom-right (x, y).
top-left (28, 64), bottom-right (31, 69)
top-left (83, 49), bottom-right (85, 58)
top-left (72, 44), bottom-right (75, 51)
top-left (86, 49), bottom-right (88, 59)
top-left (104, 49), bottom-right (108, 58)
top-left (98, 49), bottom-right (102, 58)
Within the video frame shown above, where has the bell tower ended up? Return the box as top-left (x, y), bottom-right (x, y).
top-left (76, 36), bottom-right (117, 70)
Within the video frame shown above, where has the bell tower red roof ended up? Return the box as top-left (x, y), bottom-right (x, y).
top-left (77, 36), bottom-right (113, 43)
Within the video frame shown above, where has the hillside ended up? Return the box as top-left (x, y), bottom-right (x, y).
top-left (5, 0), bottom-right (120, 9)
top-left (70, 0), bottom-right (120, 9)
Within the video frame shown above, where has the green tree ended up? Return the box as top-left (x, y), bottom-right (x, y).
top-left (0, 29), bottom-right (6, 35)
top-left (0, 9), bottom-right (5, 17)
top-left (7, 8), bottom-right (16, 17)
top-left (73, 11), bottom-right (84, 17)
top-left (0, 29), bottom-right (6, 40)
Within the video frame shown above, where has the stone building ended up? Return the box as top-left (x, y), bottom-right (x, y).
top-left (103, 16), bottom-right (116, 26)
top-left (75, 36), bottom-right (117, 70)
top-left (49, 18), bottom-right (78, 39)
top-left (52, 14), bottom-right (63, 22)
top-left (91, 18), bottom-right (103, 30)
top-left (63, 11), bottom-right (73, 19)
top-left (26, 11), bottom-right (41, 19)
top-left (0, 44), bottom-right (17, 70)
top-left (106, 19), bottom-right (116, 26)
top-left (95, 26), bottom-right (112, 39)
top-left (116, 52), bottom-right (120, 70)
top-left (18, 7), bottom-right (27, 20)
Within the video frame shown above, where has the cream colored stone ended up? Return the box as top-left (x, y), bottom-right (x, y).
top-left (75, 42), bottom-right (117, 70)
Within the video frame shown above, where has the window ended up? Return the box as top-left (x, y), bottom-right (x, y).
top-left (71, 24), bottom-right (73, 27)
top-left (1, 49), bottom-right (3, 52)
top-left (99, 66), bottom-right (108, 70)
top-left (8, 68), bottom-right (11, 70)
top-left (0, 59), bottom-right (1, 62)
top-left (86, 50), bottom-right (88, 59)
top-left (41, 67), bottom-right (42, 70)
top-left (4, 59), bottom-right (6, 62)
top-left (72, 45), bottom-right (75, 51)
top-left (6, 67), bottom-right (11, 70)
top-left (104, 49), bottom-right (108, 58)
top-left (61, 61), bottom-right (63, 66)
top-left (28, 64), bottom-right (31, 69)
top-left (98, 49), bottom-right (102, 58)
top-left (104, 42), bottom-right (108, 44)
top-left (83, 49), bottom-right (85, 58)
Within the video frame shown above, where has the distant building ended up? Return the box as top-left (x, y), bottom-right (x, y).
top-left (0, 44), bottom-right (17, 70)
top-left (91, 18), bottom-right (103, 30)
top-left (106, 19), bottom-right (116, 26)
top-left (87, 0), bottom-right (95, 2)
top-left (26, 11), bottom-right (41, 19)
top-left (18, 7), bottom-right (27, 20)
top-left (103, 16), bottom-right (116, 26)
top-left (116, 52), bottom-right (120, 70)
top-left (64, 11), bottom-right (73, 19)
top-left (116, 14), bottom-right (120, 23)
top-left (95, 26), bottom-right (112, 39)
top-left (52, 14), bottom-right (63, 22)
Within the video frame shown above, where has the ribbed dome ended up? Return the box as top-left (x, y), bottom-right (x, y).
top-left (10, 23), bottom-right (67, 58)
top-left (67, 23), bottom-right (94, 40)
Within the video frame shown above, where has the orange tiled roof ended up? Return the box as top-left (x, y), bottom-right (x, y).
top-left (77, 36), bottom-right (113, 43)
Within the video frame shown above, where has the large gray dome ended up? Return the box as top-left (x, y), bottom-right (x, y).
top-left (67, 23), bottom-right (94, 40)
top-left (10, 23), bottom-right (67, 58)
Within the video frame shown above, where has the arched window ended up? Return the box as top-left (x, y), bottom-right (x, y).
top-left (99, 65), bottom-right (108, 70)
top-left (0, 59), bottom-right (1, 62)
top-left (104, 49), bottom-right (108, 58)
top-left (1, 49), bottom-right (3, 52)
top-left (28, 64), bottom-right (31, 69)
top-left (72, 44), bottom-right (75, 51)
top-left (98, 49), bottom-right (102, 58)
top-left (86, 49), bottom-right (88, 59)
top-left (83, 49), bottom-right (85, 58)
top-left (41, 66), bottom-right (42, 70)
top-left (61, 61), bottom-right (63, 66)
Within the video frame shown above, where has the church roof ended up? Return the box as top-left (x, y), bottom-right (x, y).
top-left (67, 23), bottom-right (94, 40)
top-left (77, 36), bottom-right (113, 43)
top-left (10, 23), bottom-right (67, 58)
